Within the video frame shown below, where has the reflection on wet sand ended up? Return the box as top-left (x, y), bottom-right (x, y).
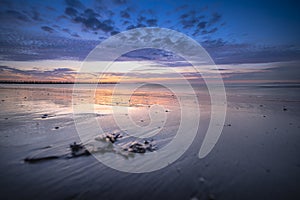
top-left (1, 83), bottom-right (300, 200)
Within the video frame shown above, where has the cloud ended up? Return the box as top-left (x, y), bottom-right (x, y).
top-left (71, 33), bottom-right (80, 38)
top-left (176, 4), bottom-right (188, 12)
top-left (120, 10), bottom-right (130, 19)
top-left (110, 30), bottom-right (120, 35)
top-left (83, 8), bottom-right (100, 18)
top-left (65, 0), bottom-right (85, 9)
top-left (221, 61), bottom-right (300, 82)
top-left (0, 10), bottom-right (31, 23)
top-left (209, 12), bottom-right (221, 25)
top-left (112, 0), bottom-right (127, 5)
top-left (62, 28), bottom-right (71, 33)
top-left (0, 30), bottom-right (98, 61)
top-left (202, 27), bottom-right (218, 35)
top-left (62, 28), bottom-right (80, 38)
top-left (0, 0), bottom-right (298, 67)
top-left (41, 26), bottom-right (55, 33)
top-left (65, 7), bottom-right (115, 33)
top-left (0, 65), bottom-right (77, 81)
top-left (65, 7), bottom-right (78, 17)
top-left (180, 13), bottom-right (189, 19)
top-left (197, 21), bottom-right (207, 29)
top-left (204, 41), bottom-right (300, 64)
top-left (146, 19), bottom-right (158, 26)
top-left (23, 9), bottom-right (43, 22)
top-left (179, 11), bottom-right (206, 30)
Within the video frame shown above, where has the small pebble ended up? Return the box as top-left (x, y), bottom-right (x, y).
top-left (41, 114), bottom-right (48, 119)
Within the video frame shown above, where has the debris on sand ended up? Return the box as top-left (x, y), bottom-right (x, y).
top-left (95, 133), bottom-right (156, 154)
top-left (105, 133), bottom-right (122, 143)
top-left (125, 140), bottom-right (156, 153)
top-left (283, 107), bottom-right (287, 111)
top-left (70, 142), bottom-right (91, 157)
top-left (95, 133), bottom-right (123, 143)
top-left (24, 156), bottom-right (60, 163)
top-left (24, 142), bottom-right (91, 164)
top-left (41, 114), bottom-right (48, 119)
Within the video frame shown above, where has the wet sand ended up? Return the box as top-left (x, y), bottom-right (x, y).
top-left (0, 83), bottom-right (300, 200)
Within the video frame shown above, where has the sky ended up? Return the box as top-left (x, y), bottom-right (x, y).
top-left (0, 0), bottom-right (299, 83)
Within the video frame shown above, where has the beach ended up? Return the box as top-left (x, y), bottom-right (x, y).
top-left (0, 83), bottom-right (300, 200)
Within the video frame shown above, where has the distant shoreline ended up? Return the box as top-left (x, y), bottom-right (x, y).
top-left (0, 81), bottom-right (119, 84)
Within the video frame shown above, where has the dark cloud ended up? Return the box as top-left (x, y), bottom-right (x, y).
top-left (0, 10), bottom-right (31, 23)
top-left (83, 17), bottom-right (102, 30)
top-left (41, 26), bottom-right (55, 33)
top-left (116, 48), bottom-right (182, 62)
top-left (112, 0), bottom-right (127, 5)
top-left (180, 13), bottom-right (205, 29)
top-left (146, 19), bottom-right (158, 26)
top-left (178, 10), bottom-right (221, 37)
top-left (0, 0), bottom-right (13, 8)
top-left (66, 7), bottom-right (114, 33)
top-left (126, 25), bottom-right (136, 30)
top-left (209, 12), bottom-right (221, 25)
top-left (180, 13), bottom-right (189, 19)
top-left (62, 28), bottom-right (80, 37)
top-left (123, 20), bottom-right (130, 25)
top-left (0, 31), bottom-right (98, 61)
top-left (176, 4), bottom-right (188, 12)
top-left (137, 15), bottom-right (146, 24)
top-left (30, 9), bottom-right (42, 21)
top-left (65, 7), bottom-right (78, 17)
top-left (181, 18), bottom-right (198, 29)
top-left (45, 6), bottom-right (56, 12)
top-left (202, 27), bottom-right (218, 34)
top-left (204, 41), bottom-right (300, 64)
top-left (197, 21), bottom-right (207, 29)
top-left (223, 63), bottom-right (300, 82)
top-left (126, 23), bottom-right (146, 30)
top-left (83, 8), bottom-right (100, 18)
top-left (0, 65), bottom-right (76, 79)
top-left (110, 30), bottom-right (120, 35)
top-left (65, 0), bottom-right (85, 9)
top-left (0, 65), bottom-right (25, 74)
top-left (71, 33), bottom-right (80, 37)
top-left (62, 28), bottom-right (71, 33)
top-left (120, 10), bottom-right (130, 19)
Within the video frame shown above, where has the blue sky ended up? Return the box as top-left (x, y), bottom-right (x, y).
top-left (0, 0), bottom-right (299, 82)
